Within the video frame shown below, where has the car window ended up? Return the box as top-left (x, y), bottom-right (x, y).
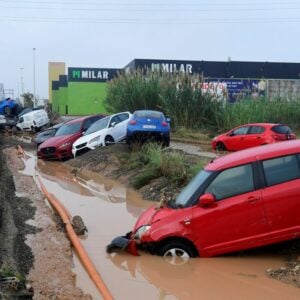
top-left (248, 126), bottom-right (265, 134)
top-left (83, 118), bottom-right (94, 131)
top-left (85, 117), bottom-right (110, 134)
top-left (232, 126), bottom-right (249, 136)
top-left (205, 164), bottom-right (254, 200)
top-left (271, 125), bottom-right (292, 134)
top-left (118, 113), bottom-right (130, 122)
top-left (110, 115), bottom-right (120, 126)
top-left (135, 111), bottom-right (163, 119)
top-left (174, 170), bottom-right (213, 207)
top-left (55, 123), bottom-right (81, 136)
top-left (262, 155), bottom-right (300, 186)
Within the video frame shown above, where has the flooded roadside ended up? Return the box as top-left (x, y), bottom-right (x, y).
top-left (21, 152), bottom-right (300, 300)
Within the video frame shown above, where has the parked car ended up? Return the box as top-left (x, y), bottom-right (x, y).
top-left (126, 110), bottom-right (170, 146)
top-left (34, 122), bottom-right (64, 147)
top-left (18, 107), bottom-right (38, 117)
top-left (0, 98), bottom-right (19, 116)
top-left (0, 115), bottom-right (17, 129)
top-left (107, 140), bottom-right (300, 258)
top-left (16, 109), bottom-right (50, 132)
top-left (72, 112), bottom-right (131, 157)
top-left (212, 123), bottom-right (296, 151)
top-left (37, 115), bottom-right (104, 160)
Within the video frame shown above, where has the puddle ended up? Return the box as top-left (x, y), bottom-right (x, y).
top-left (15, 191), bottom-right (30, 198)
top-left (19, 152), bottom-right (38, 178)
top-left (12, 133), bottom-right (34, 144)
top-left (24, 157), bottom-right (300, 300)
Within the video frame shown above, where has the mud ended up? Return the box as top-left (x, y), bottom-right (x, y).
top-left (0, 134), bottom-right (91, 299)
top-left (1, 132), bottom-right (300, 299)
top-left (0, 137), bottom-right (36, 298)
top-left (67, 143), bottom-right (209, 202)
top-left (35, 158), bottom-right (300, 300)
top-left (66, 142), bottom-right (300, 291)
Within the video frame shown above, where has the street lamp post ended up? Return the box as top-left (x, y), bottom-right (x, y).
top-left (33, 47), bottom-right (36, 107)
top-left (19, 67), bottom-right (24, 105)
top-left (20, 67), bottom-right (24, 95)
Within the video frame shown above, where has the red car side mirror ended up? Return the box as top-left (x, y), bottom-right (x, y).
top-left (199, 193), bottom-right (215, 207)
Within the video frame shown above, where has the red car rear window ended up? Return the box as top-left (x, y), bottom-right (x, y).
top-left (271, 125), bottom-right (293, 134)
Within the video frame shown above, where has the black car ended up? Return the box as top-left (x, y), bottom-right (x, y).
top-left (34, 122), bottom-right (64, 147)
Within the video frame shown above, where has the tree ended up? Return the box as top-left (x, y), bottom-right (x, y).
top-left (21, 92), bottom-right (34, 108)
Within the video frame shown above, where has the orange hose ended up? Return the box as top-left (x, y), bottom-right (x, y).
top-left (38, 177), bottom-right (113, 300)
top-left (17, 144), bottom-right (25, 157)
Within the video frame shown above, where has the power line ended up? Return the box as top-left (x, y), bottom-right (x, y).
top-left (1, 4), bottom-right (300, 12)
top-left (0, 15), bottom-right (300, 24)
top-left (0, 0), bottom-right (298, 7)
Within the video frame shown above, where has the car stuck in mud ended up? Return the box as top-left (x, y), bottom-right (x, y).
top-left (108, 140), bottom-right (300, 260)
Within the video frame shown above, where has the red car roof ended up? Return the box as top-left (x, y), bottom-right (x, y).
top-left (64, 116), bottom-right (92, 124)
top-left (206, 140), bottom-right (300, 171)
top-left (229, 123), bottom-right (286, 129)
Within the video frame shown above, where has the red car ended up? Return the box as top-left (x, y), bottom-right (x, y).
top-left (212, 123), bottom-right (296, 151)
top-left (37, 115), bottom-right (104, 160)
top-left (107, 140), bottom-right (300, 258)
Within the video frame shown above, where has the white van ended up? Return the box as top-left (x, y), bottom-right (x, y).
top-left (16, 109), bottom-right (50, 132)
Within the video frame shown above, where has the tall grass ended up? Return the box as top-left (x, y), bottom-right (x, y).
top-left (130, 143), bottom-right (209, 188)
top-left (105, 70), bottom-right (223, 130)
top-left (105, 71), bottom-right (300, 132)
top-left (218, 98), bottom-right (300, 132)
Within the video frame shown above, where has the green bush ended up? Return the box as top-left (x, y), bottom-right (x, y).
top-left (129, 143), bottom-right (210, 188)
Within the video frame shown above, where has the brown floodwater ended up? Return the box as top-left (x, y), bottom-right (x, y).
top-left (23, 154), bottom-right (300, 300)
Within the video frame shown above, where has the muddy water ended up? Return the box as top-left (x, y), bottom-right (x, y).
top-left (23, 155), bottom-right (300, 300)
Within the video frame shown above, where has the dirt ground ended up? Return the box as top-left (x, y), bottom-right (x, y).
top-left (0, 133), bottom-right (91, 299)
top-left (0, 131), bottom-right (299, 299)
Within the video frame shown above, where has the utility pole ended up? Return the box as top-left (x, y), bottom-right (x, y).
top-left (33, 47), bottom-right (37, 107)
top-left (20, 67), bottom-right (24, 95)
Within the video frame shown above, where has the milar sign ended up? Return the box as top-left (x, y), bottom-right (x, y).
top-left (68, 67), bottom-right (119, 82)
top-left (151, 63), bottom-right (193, 74)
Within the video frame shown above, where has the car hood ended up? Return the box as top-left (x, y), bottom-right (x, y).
top-left (73, 129), bottom-right (107, 146)
top-left (133, 205), bottom-right (178, 231)
top-left (39, 134), bottom-right (79, 148)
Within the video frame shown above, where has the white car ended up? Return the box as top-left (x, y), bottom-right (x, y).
top-left (72, 111), bottom-right (131, 157)
top-left (16, 109), bottom-right (50, 132)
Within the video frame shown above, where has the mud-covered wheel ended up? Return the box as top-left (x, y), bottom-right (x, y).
top-left (216, 142), bottom-right (226, 151)
top-left (158, 241), bottom-right (196, 265)
top-left (104, 135), bottom-right (114, 146)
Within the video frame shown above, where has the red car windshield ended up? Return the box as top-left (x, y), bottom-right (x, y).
top-left (55, 123), bottom-right (81, 136)
top-left (172, 170), bottom-right (213, 208)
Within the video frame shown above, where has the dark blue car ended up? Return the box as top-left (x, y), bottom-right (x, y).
top-left (126, 110), bottom-right (170, 146)
top-left (0, 98), bottom-right (19, 116)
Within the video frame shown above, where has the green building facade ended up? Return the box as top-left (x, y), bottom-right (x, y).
top-left (51, 67), bottom-right (119, 115)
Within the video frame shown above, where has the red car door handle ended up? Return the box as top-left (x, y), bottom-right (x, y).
top-left (247, 196), bottom-right (260, 203)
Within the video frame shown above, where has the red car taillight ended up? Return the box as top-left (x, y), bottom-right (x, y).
top-left (272, 134), bottom-right (281, 141)
top-left (129, 120), bottom-right (137, 125)
top-left (161, 121), bottom-right (168, 127)
top-left (272, 134), bottom-right (296, 141)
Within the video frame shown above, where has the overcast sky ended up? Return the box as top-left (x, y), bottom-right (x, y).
top-left (1, 0), bottom-right (300, 99)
